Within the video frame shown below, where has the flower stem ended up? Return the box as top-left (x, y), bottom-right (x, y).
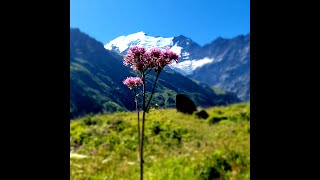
top-left (140, 70), bottom-right (161, 180)
top-left (146, 71), bottom-right (161, 110)
top-left (134, 89), bottom-right (141, 162)
top-left (140, 73), bottom-right (146, 180)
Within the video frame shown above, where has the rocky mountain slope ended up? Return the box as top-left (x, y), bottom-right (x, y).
top-left (105, 32), bottom-right (250, 101)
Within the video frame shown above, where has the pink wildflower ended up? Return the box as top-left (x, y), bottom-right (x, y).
top-left (123, 46), bottom-right (147, 70)
top-left (123, 45), bottom-right (179, 72)
top-left (156, 46), bottom-right (179, 68)
top-left (123, 77), bottom-right (143, 89)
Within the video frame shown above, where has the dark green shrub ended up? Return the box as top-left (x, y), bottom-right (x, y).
top-left (240, 112), bottom-right (250, 121)
top-left (245, 125), bottom-right (250, 133)
top-left (217, 110), bottom-right (223, 115)
top-left (170, 127), bottom-right (188, 144)
top-left (109, 119), bottom-right (125, 132)
top-left (196, 150), bottom-right (235, 180)
top-left (171, 130), bottom-right (182, 143)
top-left (208, 116), bottom-right (228, 124)
top-left (199, 166), bottom-right (220, 180)
top-left (229, 112), bottom-right (250, 122)
top-left (150, 121), bottom-right (163, 135)
top-left (83, 116), bottom-right (101, 126)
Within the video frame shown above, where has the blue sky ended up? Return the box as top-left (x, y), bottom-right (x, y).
top-left (70, 0), bottom-right (250, 46)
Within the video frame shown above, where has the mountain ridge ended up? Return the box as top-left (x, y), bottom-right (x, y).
top-left (105, 31), bottom-right (250, 101)
top-left (70, 28), bottom-right (240, 119)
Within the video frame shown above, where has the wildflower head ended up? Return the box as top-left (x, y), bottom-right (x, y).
top-left (123, 45), bottom-right (179, 72)
top-left (156, 46), bottom-right (179, 68)
top-left (122, 77), bottom-right (143, 89)
top-left (123, 46), bottom-right (147, 67)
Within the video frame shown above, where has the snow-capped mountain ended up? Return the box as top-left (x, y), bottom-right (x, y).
top-left (104, 32), bottom-right (204, 75)
top-left (105, 32), bottom-right (250, 101)
top-left (104, 32), bottom-right (175, 53)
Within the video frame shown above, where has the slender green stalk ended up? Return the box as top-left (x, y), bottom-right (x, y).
top-left (146, 71), bottom-right (161, 110)
top-left (140, 70), bottom-right (161, 180)
top-left (140, 72), bottom-right (146, 180)
top-left (134, 89), bottom-right (141, 162)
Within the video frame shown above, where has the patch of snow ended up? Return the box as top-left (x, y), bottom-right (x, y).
top-left (182, 51), bottom-right (190, 56)
top-left (170, 43), bottom-right (183, 56)
top-left (215, 56), bottom-right (224, 62)
top-left (181, 51), bottom-right (190, 60)
top-left (169, 57), bottom-right (214, 75)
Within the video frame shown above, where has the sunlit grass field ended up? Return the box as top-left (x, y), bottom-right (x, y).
top-left (70, 103), bottom-right (250, 180)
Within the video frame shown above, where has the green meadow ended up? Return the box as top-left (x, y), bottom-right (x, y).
top-left (70, 103), bottom-right (250, 180)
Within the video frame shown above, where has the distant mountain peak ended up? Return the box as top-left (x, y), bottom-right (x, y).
top-left (175, 35), bottom-right (187, 39)
top-left (213, 36), bottom-right (226, 42)
top-left (104, 31), bottom-right (250, 101)
top-left (104, 32), bottom-right (174, 53)
top-left (132, 31), bottom-right (147, 36)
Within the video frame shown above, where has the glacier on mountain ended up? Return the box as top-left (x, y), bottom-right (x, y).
top-left (169, 57), bottom-right (214, 75)
top-left (104, 31), bottom-right (174, 53)
top-left (103, 32), bottom-right (213, 75)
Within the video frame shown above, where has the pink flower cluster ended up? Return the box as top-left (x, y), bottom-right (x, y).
top-left (122, 77), bottom-right (143, 89)
top-left (123, 46), bottom-right (179, 72)
top-left (156, 47), bottom-right (179, 68)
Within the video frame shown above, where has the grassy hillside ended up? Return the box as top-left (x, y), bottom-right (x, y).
top-left (70, 103), bottom-right (250, 180)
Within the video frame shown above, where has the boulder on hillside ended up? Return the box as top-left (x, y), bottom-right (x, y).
top-left (176, 94), bottom-right (197, 114)
top-left (196, 110), bottom-right (209, 119)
